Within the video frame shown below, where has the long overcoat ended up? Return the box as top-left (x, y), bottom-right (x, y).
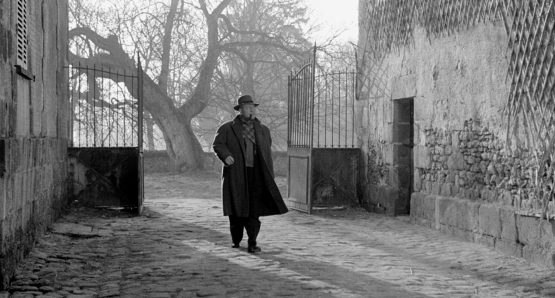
top-left (213, 116), bottom-right (289, 217)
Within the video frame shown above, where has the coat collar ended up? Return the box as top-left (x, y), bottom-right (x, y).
top-left (232, 115), bottom-right (260, 125)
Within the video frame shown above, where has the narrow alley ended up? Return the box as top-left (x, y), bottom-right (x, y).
top-left (3, 172), bottom-right (555, 298)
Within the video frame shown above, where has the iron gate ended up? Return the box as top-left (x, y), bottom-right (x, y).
top-left (287, 46), bottom-right (359, 214)
top-left (66, 59), bottom-right (144, 214)
top-left (287, 52), bottom-right (315, 213)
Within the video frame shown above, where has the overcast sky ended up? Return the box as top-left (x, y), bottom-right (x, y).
top-left (304, 0), bottom-right (358, 43)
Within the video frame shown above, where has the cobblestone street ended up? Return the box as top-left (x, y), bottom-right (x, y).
top-left (3, 172), bottom-right (555, 298)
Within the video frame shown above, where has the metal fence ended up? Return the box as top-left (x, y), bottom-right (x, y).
top-left (287, 51), bottom-right (356, 149)
top-left (67, 62), bottom-right (143, 148)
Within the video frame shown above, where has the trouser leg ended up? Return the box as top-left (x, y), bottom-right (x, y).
top-left (245, 158), bottom-right (264, 248)
top-left (228, 215), bottom-right (245, 245)
top-left (245, 215), bottom-right (261, 247)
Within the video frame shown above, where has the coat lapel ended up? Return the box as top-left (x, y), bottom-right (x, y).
top-left (253, 119), bottom-right (263, 144)
top-left (231, 116), bottom-right (246, 156)
top-left (253, 120), bottom-right (269, 165)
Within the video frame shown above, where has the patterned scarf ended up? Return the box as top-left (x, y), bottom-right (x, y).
top-left (240, 115), bottom-right (256, 144)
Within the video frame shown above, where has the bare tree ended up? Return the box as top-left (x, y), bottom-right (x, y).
top-left (68, 0), bottom-right (311, 171)
top-left (195, 0), bottom-right (312, 151)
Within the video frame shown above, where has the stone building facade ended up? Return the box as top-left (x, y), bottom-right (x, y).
top-left (0, 0), bottom-right (69, 288)
top-left (357, 0), bottom-right (555, 268)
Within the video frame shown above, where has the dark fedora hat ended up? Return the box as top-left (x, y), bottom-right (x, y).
top-left (234, 94), bottom-right (259, 111)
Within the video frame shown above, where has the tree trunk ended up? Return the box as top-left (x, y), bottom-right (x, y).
top-left (155, 115), bottom-right (203, 172)
top-left (145, 112), bottom-right (155, 151)
top-left (139, 72), bottom-right (205, 172)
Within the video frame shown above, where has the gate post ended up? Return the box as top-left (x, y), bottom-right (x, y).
top-left (137, 53), bottom-right (144, 215)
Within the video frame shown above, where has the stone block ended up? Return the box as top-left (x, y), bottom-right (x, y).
top-left (383, 144), bottom-right (394, 165)
top-left (441, 183), bottom-right (452, 196)
top-left (456, 187), bottom-right (465, 199)
top-left (452, 132), bottom-right (460, 148)
top-left (499, 190), bottom-right (513, 206)
top-left (452, 184), bottom-right (460, 196)
top-left (445, 173), bottom-right (454, 183)
top-left (474, 234), bottom-right (495, 248)
top-left (539, 220), bottom-right (555, 250)
top-left (485, 189), bottom-right (497, 203)
top-left (421, 180), bottom-right (429, 194)
top-left (465, 187), bottom-right (474, 200)
top-left (432, 182), bottom-right (441, 195)
top-left (452, 226), bottom-right (475, 242)
top-left (474, 189), bottom-right (482, 200)
top-left (480, 188), bottom-right (490, 202)
top-left (377, 185), bottom-right (398, 216)
top-left (413, 169), bottom-right (422, 192)
top-left (439, 223), bottom-right (455, 236)
top-left (499, 208), bottom-right (517, 242)
top-left (516, 215), bottom-right (541, 246)
top-left (410, 192), bottom-right (435, 221)
top-left (479, 204), bottom-right (501, 238)
top-left (522, 245), bottom-right (555, 269)
top-left (440, 223), bottom-right (474, 242)
top-left (413, 145), bottom-right (431, 168)
top-left (411, 216), bottom-right (433, 229)
top-left (414, 129), bottom-right (425, 146)
top-left (387, 166), bottom-right (399, 188)
top-left (437, 197), bottom-right (479, 232)
top-left (391, 74), bottom-right (417, 100)
top-left (447, 151), bottom-right (466, 170)
top-left (6, 176), bottom-right (15, 215)
top-left (495, 240), bottom-right (523, 258)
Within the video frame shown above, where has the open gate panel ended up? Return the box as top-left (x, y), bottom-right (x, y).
top-left (66, 60), bottom-right (144, 214)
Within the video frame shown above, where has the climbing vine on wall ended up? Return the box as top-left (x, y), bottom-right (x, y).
top-left (506, 0), bottom-right (555, 219)
top-left (360, 0), bottom-right (508, 60)
top-left (360, 0), bottom-right (555, 218)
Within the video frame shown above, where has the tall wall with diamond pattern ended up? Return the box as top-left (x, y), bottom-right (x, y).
top-left (358, 0), bottom-right (555, 268)
top-left (0, 0), bottom-right (69, 288)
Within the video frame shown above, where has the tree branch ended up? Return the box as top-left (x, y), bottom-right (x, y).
top-left (218, 14), bottom-right (272, 38)
top-left (222, 40), bottom-right (308, 57)
top-left (179, 0), bottom-right (231, 119)
top-left (159, 0), bottom-right (180, 94)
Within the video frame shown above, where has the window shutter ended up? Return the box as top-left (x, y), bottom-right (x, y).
top-left (16, 0), bottom-right (28, 68)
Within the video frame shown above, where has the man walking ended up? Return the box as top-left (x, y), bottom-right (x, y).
top-left (213, 94), bottom-right (289, 253)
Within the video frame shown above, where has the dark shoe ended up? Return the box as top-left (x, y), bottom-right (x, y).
top-left (232, 243), bottom-right (240, 248)
top-left (247, 246), bottom-right (261, 253)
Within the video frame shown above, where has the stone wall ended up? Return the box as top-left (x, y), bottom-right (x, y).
top-left (357, 21), bottom-right (510, 214)
top-left (0, 0), bottom-right (69, 288)
top-left (416, 120), bottom-right (537, 207)
top-left (410, 120), bottom-right (555, 266)
top-left (144, 151), bottom-right (288, 177)
top-left (357, 0), bottom-right (555, 268)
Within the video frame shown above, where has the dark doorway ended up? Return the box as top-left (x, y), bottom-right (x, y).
top-left (393, 98), bottom-right (414, 215)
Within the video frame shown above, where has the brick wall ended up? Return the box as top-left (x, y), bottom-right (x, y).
top-left (0, 0), bottom-right (69, 289)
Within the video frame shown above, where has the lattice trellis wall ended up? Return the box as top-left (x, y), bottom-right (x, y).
top-left (360, 0), bottom-right (510, 60)
top-left (360, 0), bottom-right (555, 218)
